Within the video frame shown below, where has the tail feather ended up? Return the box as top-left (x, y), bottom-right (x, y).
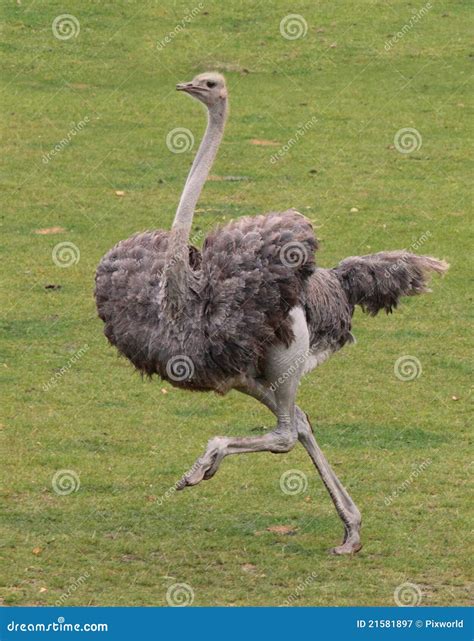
top-left (333, 251), bottom-right (448, 315)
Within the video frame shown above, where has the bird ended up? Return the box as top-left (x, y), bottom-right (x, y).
top-left (95, 72), bottom-right (448, 554)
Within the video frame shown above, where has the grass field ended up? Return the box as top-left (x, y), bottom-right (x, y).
top-left (1, 0), bottom-right (472, 607)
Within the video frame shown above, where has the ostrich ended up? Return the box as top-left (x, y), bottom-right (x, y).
top-left (95, 72), bottom-right (448, 554)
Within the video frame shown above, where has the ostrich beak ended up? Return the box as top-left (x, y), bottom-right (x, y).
top-left (176, 82), bottom-right (207, 96)
top-left (176, 82), bottom-right (193, 93)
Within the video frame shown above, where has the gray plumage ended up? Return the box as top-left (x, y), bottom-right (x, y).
top-left (96, 210), bottom-right (317, 390)
top-left (96, 227), bottom-right (447, 388)
top-left (333, 251), bottom-right (448, 315)
top-left (94, 73), bottom-right (448, 555)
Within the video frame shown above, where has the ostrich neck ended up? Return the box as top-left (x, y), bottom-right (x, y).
top-left (162, 100), bottom-right (227, 310)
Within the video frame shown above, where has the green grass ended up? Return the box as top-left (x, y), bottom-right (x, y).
top-left (1, 0), bottom-right (472, 607)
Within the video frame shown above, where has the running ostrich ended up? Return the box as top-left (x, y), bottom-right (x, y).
top-left (95, 72), bottom-right (447, 554)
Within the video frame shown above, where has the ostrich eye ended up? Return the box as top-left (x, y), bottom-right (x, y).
top-left (206, 81), bottom-right (217, 88)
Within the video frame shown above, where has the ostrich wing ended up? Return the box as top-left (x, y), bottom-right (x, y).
top-left (200, 209), bottom-right (317, 373)
top-left (95, 230), bottom-right (201, 375)
top-left (95, 210), bottom-right (316, 383)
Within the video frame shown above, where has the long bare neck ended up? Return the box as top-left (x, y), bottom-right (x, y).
top-left (162, 99), bottom-right (227, 309)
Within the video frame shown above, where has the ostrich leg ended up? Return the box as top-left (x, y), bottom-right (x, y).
top-left (294, 411), bottom-right (361, 554)
top-left (176, 309), bottom-right (308, 490)
top-left (176, 307), bottom-right (361, 554)
top-left (239, 379), bottom-right (362, 555)
top-left (176, 377), bottom-right (299, 490)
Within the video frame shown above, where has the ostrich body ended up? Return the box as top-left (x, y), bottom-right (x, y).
top-left (95, 73), bottom-right (448, 554)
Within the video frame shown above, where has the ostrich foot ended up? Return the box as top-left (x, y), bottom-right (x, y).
top-left (176, 437), bottom-right (226, 490)
top-left (330, 533), bottom-right (362, 555)
top-left (175, 426), bottom-right (296, 491)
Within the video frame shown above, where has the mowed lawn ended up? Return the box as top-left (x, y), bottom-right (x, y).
top-left (1, 0), bottom-right (471, 607)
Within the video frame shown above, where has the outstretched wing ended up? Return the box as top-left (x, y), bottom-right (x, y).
top-left (333, 251), bottom-right (449, 315)
top-left (200, 209), bottom-right (317, 372)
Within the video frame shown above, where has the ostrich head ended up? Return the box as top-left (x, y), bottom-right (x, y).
top-left (176, 72), bottom-right (227, 108)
